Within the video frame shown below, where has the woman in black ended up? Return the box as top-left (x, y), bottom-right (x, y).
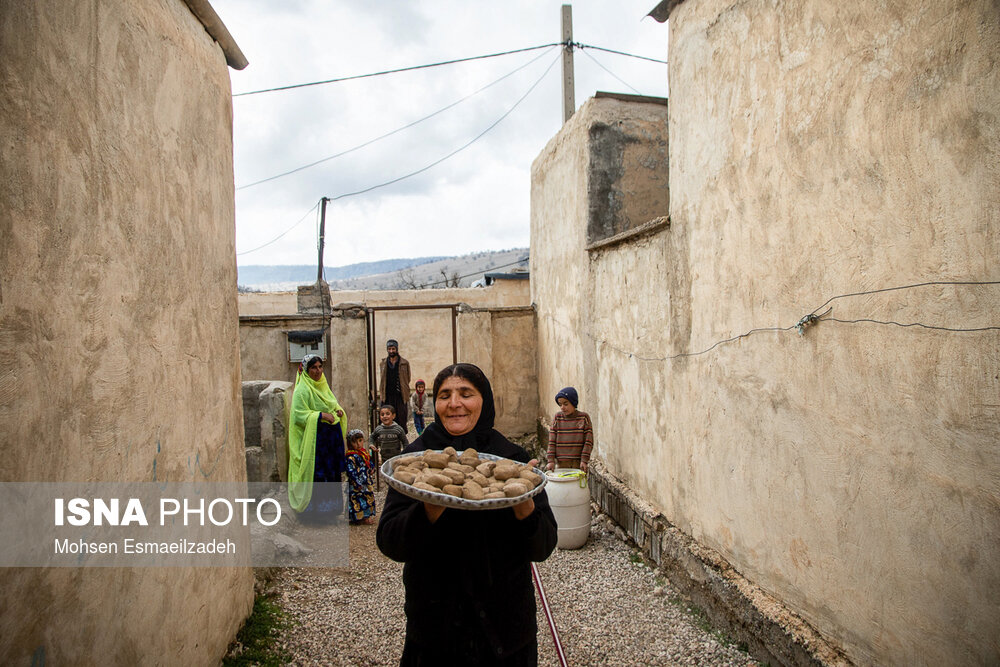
top-left (376, 363), bottom-right (558, 666)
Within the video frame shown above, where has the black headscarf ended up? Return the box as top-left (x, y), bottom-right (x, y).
top-left (412, 363), bottom-right (521, 460)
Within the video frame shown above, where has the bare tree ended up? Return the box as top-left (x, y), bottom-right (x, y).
top-left (439, 269), bottom-right (461, 288)
top-left (396, 267), bottom-right (422, 289)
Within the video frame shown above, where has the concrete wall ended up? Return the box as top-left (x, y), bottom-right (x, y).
top-left (238, 291), bottom-right (299, 315)
top-left (243, 380), bottom-right (292, 482)
top-left (239, 309), bottom-right (369, 431)
top-left (0, 0), bottom-right (252, 663)
top-left (369, 305), bottom-right (459, 395)
top-left (533, 3), bottom-right (999, 665)
top-left (240, 286), bottom-right (537, 438)
top-left (532, 95), bottom-right (670, 435)
top-left (239, 315), bottom-right (326, 385)
top-left (240, 284), bottom-right (530, 390)
top-left (455, 306), bottom-right (537, 437)
top-left (237, 279), bottom-right (529, 315)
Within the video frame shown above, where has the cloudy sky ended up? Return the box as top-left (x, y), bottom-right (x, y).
top-left (211, 1), bottom-right (670, 268)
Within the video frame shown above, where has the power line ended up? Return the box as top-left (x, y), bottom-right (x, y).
top-left (235, 53), bottom-right (559, 258)
top-left (236, 201), bottom-right (319, 257)
top-left (579, 48), bottom-right (641, 95)
top-left (573, 42), bottom-right (668, 65)
top-left (323, 52), bottom-right (560, 203)
top-left (236, 46), bottom-right (559, 191)
top-left (821, 317), bottom-right (1000, 333)
top-left (232, 43), bottom-right (561, 97)
top-left (559, 280), bottom-right (1000, 362)
top-left (232, 42), bottom-right (667, 98)
top-left (807, 280), bottom-right (1000, 317)
top-left (416, 256), bottom-right (529, 288)
top-left (665, 325), bottom-right (796, 360)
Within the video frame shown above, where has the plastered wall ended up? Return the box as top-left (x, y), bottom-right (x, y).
top-left (237, 280), bottom-right (529, 315)
top-left (532, 3), bottom-right (1000, 661)
top-left (239, 282), bottom-right (530, 387)
top-left (240, 285), bottom-right (537, 437)
top-left (0, 0), bottom-right (252, 663)
top-left (532, 96), bottom-right (671, 438)
top-left (455, 307), bottom-right (537, 436)
top-left (531, 102), bottom-right (594, 425)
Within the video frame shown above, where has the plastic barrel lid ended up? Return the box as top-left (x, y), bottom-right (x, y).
top-left (546, 469), bottom-right (588, 487)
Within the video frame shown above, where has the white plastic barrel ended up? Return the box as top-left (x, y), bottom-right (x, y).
top-left (544, 469), bottom-right (590, 549)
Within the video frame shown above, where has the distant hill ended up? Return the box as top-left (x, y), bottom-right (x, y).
top-left (238, 248), bottom-right (529, 292)
top-left (238, 256), bottom-right (446, 287)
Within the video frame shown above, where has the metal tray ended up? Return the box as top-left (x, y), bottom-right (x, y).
top-left (380, 450), bottom-right (548, 510)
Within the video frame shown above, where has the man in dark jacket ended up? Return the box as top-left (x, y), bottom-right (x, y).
top-left (378, 339), bottom-right (410, 431)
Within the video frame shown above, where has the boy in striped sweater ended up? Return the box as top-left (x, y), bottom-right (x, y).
top-left (545, 386), bottom-right (594, 473)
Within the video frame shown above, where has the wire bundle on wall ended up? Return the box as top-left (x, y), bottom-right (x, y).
top-left (557, 280), bottom-right (1000, 363)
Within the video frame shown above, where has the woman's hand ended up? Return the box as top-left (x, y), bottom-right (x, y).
top-left (512, 497), bottom-right (535, 520)
top-left (423, 502), bottom-right (445, 524)
top-left (545, 462), bottom-right (554, 471)
top-left (511, 459), bottom-right (540, 520)
top-left (336, 408), bottom-right (344, 417)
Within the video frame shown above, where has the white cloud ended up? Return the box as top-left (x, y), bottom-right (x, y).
top-left (212, 0), bottom-right (670, 267)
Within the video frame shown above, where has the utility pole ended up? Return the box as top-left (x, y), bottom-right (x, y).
top-left (317, 196), bottom-right (329, 283)
top-left (561, 4), bottom-right (575, 124)
top-left (317, 196), bottom-right (331, 381)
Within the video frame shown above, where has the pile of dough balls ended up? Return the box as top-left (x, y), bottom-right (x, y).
top-left (391, 446), bottom-right (543, 501)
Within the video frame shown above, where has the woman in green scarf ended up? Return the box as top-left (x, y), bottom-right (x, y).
top-left (288, 354), bottom-right (348, 521)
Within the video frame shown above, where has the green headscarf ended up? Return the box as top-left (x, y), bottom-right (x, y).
top-left (288, 358), bottom-right (348, 511)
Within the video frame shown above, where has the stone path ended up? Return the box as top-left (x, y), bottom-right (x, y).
top-left (259, 490), bottom-right (760, 666)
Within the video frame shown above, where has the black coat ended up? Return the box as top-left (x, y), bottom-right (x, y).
top-left (376, 429), bottom-right (558, 664)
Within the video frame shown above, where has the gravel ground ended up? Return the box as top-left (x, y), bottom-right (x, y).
top-left (257, 489), bottom-right (759, 666)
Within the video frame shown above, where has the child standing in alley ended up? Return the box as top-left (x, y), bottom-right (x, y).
top-left (371, 403), bottom-right (408, 466)
top-left (345, 429), bottom-right (376, 525)
top-left (546, 386), bottom-right (594, 473)
top-left (408, 379), bottom-right (433, 435)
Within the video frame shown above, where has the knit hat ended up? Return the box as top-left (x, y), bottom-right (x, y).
top-left (386, 339), bottom-right (398, 348)
top-left (555, 386), bottom-right (579, 407)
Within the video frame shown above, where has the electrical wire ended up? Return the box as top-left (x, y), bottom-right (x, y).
top-left (555, 280), bottom-right (1000, 362)
top-left (573, 42), bottom-right (669, 65)
top-left (412, 256), bottom-right (529, 288)
top-left (323, 52), bottom-right (560, 203)
top-left (665, 325), bottom-right (797, 360)
top-left (806, 280), bottom-right (1000, 317)
top-left (332, 256), bottom-right (529, 289)
top-left (232, 42), bottom-right (667, 98)
top-left (580, 322), bottom-right (799, 363)
top-left (232, 43), bottom-right (562, 97)
top-left (236, 201), bottom-right (319, 257)
top-left (820, 317), bottom-right (1000, 333)
top-left (330, 256), bottom-right (528, 289)
top-left (234, 53), bottom-right (558, 258)
top-left (236, 46), bottom-right (559, 191)
top-left (579, 48), bottom-right (642, 95)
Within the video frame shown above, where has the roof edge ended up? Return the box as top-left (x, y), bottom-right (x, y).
top-left (182, 0), bottom-right (248, 70)
top-left (647, 0), bottom-right (688, 23)
top-left (594, 91), bottom-right (668, 106)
